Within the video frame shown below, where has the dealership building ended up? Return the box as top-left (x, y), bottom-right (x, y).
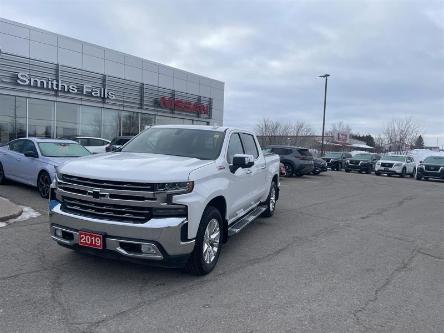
top-left (0, 18), bottom-right (224, 145)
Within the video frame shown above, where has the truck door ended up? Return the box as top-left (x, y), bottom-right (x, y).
top-left (226, 133), bottom-right (254, 221)
top-left (239, 133), bottom-right (267, 205)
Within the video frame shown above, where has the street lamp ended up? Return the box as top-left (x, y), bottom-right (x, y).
top-left (318, 73), bottom-right (330, 156)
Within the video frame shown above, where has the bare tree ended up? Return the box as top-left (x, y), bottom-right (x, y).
top-left (255, 118), bottom-right (313, 146)
top-left (383, 117), bottom-right (421, 151)
top-left (327, 121), bottom-right (352, 136)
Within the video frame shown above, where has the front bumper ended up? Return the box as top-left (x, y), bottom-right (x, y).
top-left (345, 163), bottom-right (370, 172)
top-left (49, 202), bottom-right (195, 266)
top-left (375, 166), bottom-right (403, 174)
top-left (417, 169), bottom-right (444, 179)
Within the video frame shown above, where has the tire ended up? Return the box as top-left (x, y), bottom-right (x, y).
top-left (400, 168), bottom-right (406, 178)
top-left (283, 163), bottom-right (294, 177)
top-left (416, 172), bottom-right (422, 180)
top-left (345, 169), bottom-right (351, 173)
top-left (424, 177), bottom-right (429, 181)
top-left (366, 166), bottom-right (371, 174)
top-left (184, 206), bottom-right (223, 275)
top-left (37, 171), bottom-right (51, 198)
top-left (375, 171), bottom-right (381, 176)
top-left (0, 162), bottom-right (5, 184)
top-left (410, 168), bottom-right (416, 178)
top-left (312, 169), bottom-right (321, 175)
top-left (262, 181), bottom-right (277, 218)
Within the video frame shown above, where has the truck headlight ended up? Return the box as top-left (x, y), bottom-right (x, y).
top-left (156, 181), bottom-right (194, 193)
top-left (394, 163), bottom-right (402, 167)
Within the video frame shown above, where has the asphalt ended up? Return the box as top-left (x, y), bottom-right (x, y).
top-left (0, 172), bottom-right (443, 332)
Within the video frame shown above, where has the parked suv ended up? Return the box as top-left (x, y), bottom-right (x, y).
top-left (345, 153), bottom-right (381, 174)
top-left (265, 145), bottom-right (314, 177)
top-left (375, 155), bottom-right (415, 177)
top-left (322, 152), bottom-right (352, 171)
top-left (416, 156), bottom-right (444, 181)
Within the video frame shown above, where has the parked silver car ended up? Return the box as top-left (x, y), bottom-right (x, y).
top-left (0, 138), bottom-right (90, 197)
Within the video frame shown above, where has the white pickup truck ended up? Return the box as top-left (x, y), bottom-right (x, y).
top-left (49, 125), bottom-right (280, 275)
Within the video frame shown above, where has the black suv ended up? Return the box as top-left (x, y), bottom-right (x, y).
top-left (265, 145), bottom-right (314, 177)
top-left (416, 156), bottom-right (444, 181)
top-left (345, 153), bottom-right (381, 174)
top-left (322, 152), bottom-right (352, 171)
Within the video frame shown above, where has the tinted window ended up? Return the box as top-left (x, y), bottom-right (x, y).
top-left (9, 139), bottom-right (25, 153)
top-left (271, 148), bottom-right (292, 155)
top-left (78, 138), bottom-right (89, 146)
top-left (424, 156), bottom-right (444, 165)
top-left (122, 128), bottom-right (225, 160)
top-left (240, 133), bottom-right (259, 159)
top-left (227, 133), bottom-right (244, 164)
top-left (22, 140), bottom-right (38, 155)
top-left (88, 139), bottom-right (107, 146)
top-left (298, 149), bottom-right (311, 156)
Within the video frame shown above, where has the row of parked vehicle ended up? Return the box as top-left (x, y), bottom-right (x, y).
top-left (263, 145), bottom-right (444, 182)
top-left (322, 151), bottom-right (444, 181)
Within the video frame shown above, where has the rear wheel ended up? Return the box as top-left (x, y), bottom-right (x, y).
top-left (262, 181), bottom-right (277, 218)
top-left (184, 206), bottom-right (222, 275)
top-left (37, 171), bottom-right (51, 198)
top-left (410, 168), bottom-right (416, 178)
top-left (283, 163), bottom-right (294, 177)
top-left (0, 163), bottom-right (5, 184)
top-left (375, 171), bottom-right (381, 176)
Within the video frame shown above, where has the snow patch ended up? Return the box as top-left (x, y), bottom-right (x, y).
top-left (0, 206), bottom-right (41, 227)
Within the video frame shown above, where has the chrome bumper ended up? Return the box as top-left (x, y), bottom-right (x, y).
top-left (49, 203), bottom-right (195, 259)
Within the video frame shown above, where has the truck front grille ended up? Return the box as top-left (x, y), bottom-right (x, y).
top-left (425, 165), bottom-right (441, 172)
top-left (60, 174), bottom-right (155, 192)
top-left (381, 162), bottom-right (394, 168)
top-left (61, 197), bottom-right (151, 223)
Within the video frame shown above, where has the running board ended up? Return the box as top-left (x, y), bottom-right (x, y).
top-left (228, 205), bottom-right (267, 236)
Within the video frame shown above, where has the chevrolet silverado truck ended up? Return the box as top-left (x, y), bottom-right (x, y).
top-left (49, 125), bottom-right (280, 275)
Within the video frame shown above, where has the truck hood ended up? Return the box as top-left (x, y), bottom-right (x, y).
top-left (59, 152), bottom-right (214, 182)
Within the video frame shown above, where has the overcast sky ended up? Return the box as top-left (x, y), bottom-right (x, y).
top-left (2, 0), bottom-right (443, 146)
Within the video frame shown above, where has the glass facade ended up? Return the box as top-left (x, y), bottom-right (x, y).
top-left (0, 94), bottom-right (209, 144)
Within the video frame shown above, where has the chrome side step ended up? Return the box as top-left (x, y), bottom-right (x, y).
top-left (228, 205), bottom-right (267, 236)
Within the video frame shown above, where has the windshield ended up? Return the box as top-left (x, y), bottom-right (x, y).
top-left (353, 154), bottom-right (371, 160)
top-left (324, 152), bottom-right (342, 158)
top-left (122, 127), bottom-right (226, 160)
top-left (38, 142), bottom-right (91, 157)
top-left (424, 156), bottom-right (444, 165)
top-left (383, 155), bottom-right (406, 162)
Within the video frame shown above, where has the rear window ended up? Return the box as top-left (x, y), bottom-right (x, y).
top-left (270, 148), bottom-right (292, 155)
top-left (298, 149), bottom-right (311, 156)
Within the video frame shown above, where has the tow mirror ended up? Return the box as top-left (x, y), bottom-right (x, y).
top-left (232, 154), bottom-right (254, 172)
top-left (24, 150), bottom-right (38, 158)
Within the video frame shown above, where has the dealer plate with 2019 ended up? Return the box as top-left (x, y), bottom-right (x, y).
top-left (78, 231), bottom-right (103, 249)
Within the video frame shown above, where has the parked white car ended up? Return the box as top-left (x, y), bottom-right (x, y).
top-left (0, 138), bottom-right (91, 197)
top-left (63, 137), bottom-right (110, 154)
top-left (49, 125), bottom-right (280, 275)
top-left (374, 155), bottom-right (416, 177)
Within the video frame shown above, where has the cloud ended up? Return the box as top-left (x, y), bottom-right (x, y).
top-left (2, 0), bottom-right (443, 146)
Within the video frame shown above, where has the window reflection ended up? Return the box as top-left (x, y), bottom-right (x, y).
top-left (28, 99), bottom-right (54, 138)
top-left (56, 103), bottom-right (80, 138)
top-left (80, 106), bottom-right (101, 137)
top-left (102, 108), bottom-right (120, 140)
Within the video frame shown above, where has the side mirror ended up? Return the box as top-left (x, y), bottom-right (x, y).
top-left (24, 150), bottom-right (38, 158)
top-left (232, 154), bottom-right (254, 172)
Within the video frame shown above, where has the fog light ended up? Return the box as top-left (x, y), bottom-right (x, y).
top-left (55, 228), bottom-right (63, 238)
top-left (141, 244), bottom-right (157, 254)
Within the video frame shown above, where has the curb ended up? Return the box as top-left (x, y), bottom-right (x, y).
top-left (0, 197), bottom-right (23, 222)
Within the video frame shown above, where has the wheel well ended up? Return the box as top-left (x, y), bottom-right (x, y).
top-left (207, 196), bottom-right (228, 243)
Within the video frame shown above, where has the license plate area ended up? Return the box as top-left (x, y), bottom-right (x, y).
top-left (78, 231), bottom-right (104, 249)
top-left (384, 167), bottom-right (390, 171)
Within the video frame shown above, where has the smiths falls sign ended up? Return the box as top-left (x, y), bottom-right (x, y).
top-left (16, 72), bottom-right (115, 99)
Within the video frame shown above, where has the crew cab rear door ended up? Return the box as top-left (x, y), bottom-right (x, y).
top-left (239, 133), bottom-right (267, 204)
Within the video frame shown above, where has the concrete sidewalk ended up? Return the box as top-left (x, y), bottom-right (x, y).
top-left (0, 196), bottom-right (23, 222)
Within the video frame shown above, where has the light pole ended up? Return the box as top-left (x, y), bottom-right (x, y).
top-left (318, 74), bottom-right (330, 156)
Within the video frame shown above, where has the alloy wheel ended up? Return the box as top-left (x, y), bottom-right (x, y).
top-left (202, 218), bottom-right (220, 264)
top-left (38, 172), bottom-right (51, 198)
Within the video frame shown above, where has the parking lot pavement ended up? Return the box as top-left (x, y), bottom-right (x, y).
top-left (0, 172), bottom-right (443, 332)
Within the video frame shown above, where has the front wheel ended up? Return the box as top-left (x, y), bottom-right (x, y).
top-left (410, 168), bottom-right (416, 178)
top-left (375, 171), bottom-right (381, 176)
top-left (262, 181), bottom-right (277, 218)
top-left (0, 163), bottom-right (5, 184)
top-left (400, 168), bottom-right (406, 178)
top-left (37, 171), bottom-right (51, 198)
top-left (312, 169), bottom-right (321, 175)
top-left (416, 172), bottom-right (422, 180)
top-left (184, 206), bottom-right (222, 275)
